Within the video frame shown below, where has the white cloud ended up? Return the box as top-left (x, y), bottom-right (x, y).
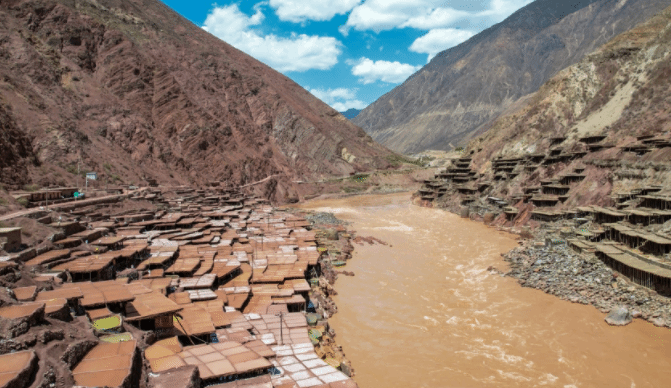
top-left (269, 0), bottom-right (361, 22)
top-left (480, 0), bottom-right (534, 23)
top-left (345, 0), bottom-right (420, 33)
top-left (410, 28), bottom-right (475, 61)
top-left (350, 58), bottom-right (421, 84)
top-left (342, 0), bottom-right (531, 33)
top-left (202, 4), bottom-right (341, 72)
top-left (401, 7), bottom-right (470, 30)
top-left (309, 87), bottom-right (367, 111)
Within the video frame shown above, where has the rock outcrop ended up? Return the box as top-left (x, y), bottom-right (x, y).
top-left (605, 306), bottom-right (633, 326)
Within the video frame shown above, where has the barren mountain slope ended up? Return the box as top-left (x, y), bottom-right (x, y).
top-left (0, 0), bottom-right (392, 202)
top-left (465, 3), bottom-right (671, 206)
top-left (353, 0), bottom-right (671, 154)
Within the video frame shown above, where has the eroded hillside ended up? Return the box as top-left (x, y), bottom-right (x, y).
top-left (0, 0), bottom-right (393, 203)
top-left (465, 3), bottom-right (671, 205)
top-left (354, 0), bottom-right (671, 154)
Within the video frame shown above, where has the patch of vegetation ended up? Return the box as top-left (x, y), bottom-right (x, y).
top-left (66, 164), bottom-right (86, 177)
top-left (23, 184), bottom-right (40, 192)
top-left (0, 198), bottom-right (7, 206)
top-left (347, 173), bottom-right (370, 183)
top-left (17, 197), bottom-right (29, 207)
top-left (385, 154), bottom-right (424, 167)
top-left (103, 162), bottom-right (113, 171)
top-left (342, 185), bottom-right (365, 193)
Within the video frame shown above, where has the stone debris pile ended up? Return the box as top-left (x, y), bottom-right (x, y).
top-left (417, 152), bottom-right (671, 322)
top-left (504, 226), bottom-right (671, 328)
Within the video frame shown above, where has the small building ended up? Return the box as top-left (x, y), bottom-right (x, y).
top-left (640, 233), bottom-right (671, 256)
top-left (125, 291), bottom-right (183, 333)
top-left (543, 185), bottom-right (570, 196)
top-left (592, 206), bottom-right (627, 224)
top-left (639, 195), bottom-right (671, 210)
top-left (595, 244), bottom-right (671, 294)
top-left (504, 207), bottom-right (519, 221)
top-left (530, 195), bottom-right (560, 207)
top-left (559, 174), bottom-right (586, 185)
top-left (531, 210), bottom-right (563, 222)
top-left (456, 185), bottom-right (478, 195)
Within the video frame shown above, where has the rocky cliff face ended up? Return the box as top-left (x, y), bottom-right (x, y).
top-left (0, 104), bottom-right (37, 187)
top-left (0, 0), bottom-right (392, 201)
top-left (353, 0), bottom-right (671, 154)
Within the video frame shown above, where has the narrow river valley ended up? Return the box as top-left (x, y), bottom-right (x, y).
top-left (299, 193), bottom-right (671, 388)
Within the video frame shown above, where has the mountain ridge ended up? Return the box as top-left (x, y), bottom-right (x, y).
top-left (354, 0), bottom-right (671, 154)
top-left (0, 0), bottom-right (393, 202)
top-left (340, 108), bottom-right (361, 120)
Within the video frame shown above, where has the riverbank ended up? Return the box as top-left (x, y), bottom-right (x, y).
top-left (503, 228), bottom-right (671, 327)
top-left (295, 192), bottom-right (671, 387)
top-left (279, 207), bottom-right (360, 377)
top-left (431, 198), bottom-right (671, 328)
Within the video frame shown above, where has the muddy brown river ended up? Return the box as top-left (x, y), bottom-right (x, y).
top-left (298, 193), bottom-right (671, 388)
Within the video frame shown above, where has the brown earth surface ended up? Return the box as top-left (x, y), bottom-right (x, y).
top-left (0, 0), bottom-right (395, 204)
top-left (462, 3), bottom-right (671, 206)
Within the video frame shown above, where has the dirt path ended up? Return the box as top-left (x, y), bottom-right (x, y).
top-left (0, 193), bottom-right (135, 222)
top-left (239, 174), bottom-right (286, 188)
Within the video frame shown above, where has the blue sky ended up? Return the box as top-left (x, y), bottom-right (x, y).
top-left (162, 0), bottom-right (532, 111)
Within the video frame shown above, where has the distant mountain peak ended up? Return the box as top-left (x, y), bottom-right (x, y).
top-left (353, 0), bottom-right (671, 154)
top-left (340, 109), bottom-right (362, 120)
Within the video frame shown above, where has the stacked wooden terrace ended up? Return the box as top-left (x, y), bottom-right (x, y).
top-left (561, 198), bottom-right (671, 294)
top-left (493, 157), bottom-right (523, 180)
top-left (413, 143), bottom-right (671, 296)
top-left (1, 187), bottom-right (359, 387)
top-left (418, 157), bottom-right (477, 203)
top-left (9, 187), bottom-right (79, 207)
top-left (622, 135), bottom-right (671, 155)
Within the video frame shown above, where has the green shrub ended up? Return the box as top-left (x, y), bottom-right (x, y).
top-left (342, 185), bottom-right (365, 193)
top-left (385, 154), bottom-right (424, 167)
top-left (23, 184), bottom-right (40, 192)
top-left (348, 173), bottom-right (370, 183)
top-left (17, 197), bottom-right (29, 207)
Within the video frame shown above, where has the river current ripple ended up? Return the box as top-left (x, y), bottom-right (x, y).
top-left (298, 193), bottom-right (671, 388)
